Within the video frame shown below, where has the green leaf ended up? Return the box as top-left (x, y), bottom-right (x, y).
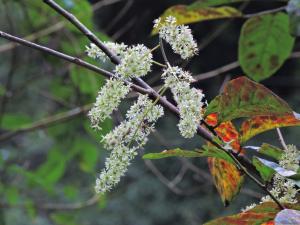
top-left (253, 156), bottom-right (275, 182)
top-left (205, 76), bottom-right (293, 123)
top-left (50, 212), bottom-right (78, 225)
top-left (143, 148), bottom-right (203, 159)
top-left (24, 199), bottom-right (36, 219)
top-left (143, 146), bottom-right (234, 163)
top-left (275, 209), bottom-right (300, 225)
top-left (239, 13), bottom-right (295, 81)
top-left (34, 148), bottom-right (67, 186)
top-left (258, 143), bottom-right (283, 161)
top-left (1, 113), bottom-right (32, 130)
top-left (202, 145), bottom-right (235, 164)
top-left (5, 187), bottom-right (19, 205)
top-left (73, 138), bottom-right (99, 173)
top-left (152, 5), bottom-right (241, 34)
top-left (63, 186), bottom-right (79, 200)
top-left (70, 65), bottom-right (104, 97)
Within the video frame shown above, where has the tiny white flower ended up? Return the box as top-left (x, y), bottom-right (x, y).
top-left (88, 78), bottom-right (130, 130)
top-left (85, 43), bottom-right (101, 59)
top-left (115, 44), bottom-right (153, 79)
top-left (244, 145), bottom-right (299, 211)
top-left (279, 145), bottom-right (299, 172)
top-left (153, 18), bottom-right (161, 28)
top-left (154, 16), bottom-right (198, 59)
top-left (86, 42), bottom-right (128, 62)
top-left (241, 203), bottom-right (257, 212)
top-left (162, 66), bottom-right (205, 138)
top-left (95, 95), bottom-right (164, 194)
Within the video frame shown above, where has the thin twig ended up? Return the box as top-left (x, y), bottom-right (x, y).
top-left (44, 0), bottom-right (120, 64)
top-left (0, 21), bottom-right (65, 53)
top-left (152, 60), bottom-right (167, 68)
top-left (43, 0), bottom-right (183, 118)
top-left (243, 6), bottom-right (287, 19)
top-left (111, 16), bottom-right (137, 40)
top-left (105, 0), bottom-right (134, 32)
top-left (0, 31), bottom-right (149, 95)
top-left (150, 44), bottom-right (160, 53)
top-left (193, 51), bottom-right (300, 83)
top-left (0, 2), bottom-right (18, 126)
top-left (0, 105), bottom-right (91, 142)
top-left (276, 128), bottom-right (288, 151)
top-left (0, 0), bottom-right (122, 53)
top-left (198, 0), bottom-right (251, 51)
top-left (193, 61), bottom-right (239, 82)
top-left (159, 37), bottom-right (170, 67)
top-left (0, 31), bottom-right (113, 78)
top-left (42, 194), bottom-right (100, 210)
top-left (144, 160), bottom-right (186, 195)
top-left (0, 194), bottom-right (100, 211)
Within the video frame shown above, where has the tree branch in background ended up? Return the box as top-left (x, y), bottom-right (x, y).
top-left (193, 51), bottom-right (300, 83)
top-left (0, 0), bottom-right (124, 53)
top-left (0, 105), bottom-right (91, 143)
top-left (243, 6), bottom-right (287, 19)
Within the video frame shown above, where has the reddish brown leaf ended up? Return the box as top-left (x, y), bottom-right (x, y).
top-left (206, 113), bottom-right (244, 205)
top-left (205, 77), bottom-right (293, 124)
top-left (204, 202), bottom-right (300, 225)
top-left (261, 221), bottom-right (274, 225)
top-left (240, 113), bottom-right (300, 143)
top-left (207, 157), bottom-right (244, 206)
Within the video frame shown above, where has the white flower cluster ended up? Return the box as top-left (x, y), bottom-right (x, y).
top-left (95, 95), bottom-right (164, 193)
top-left (86, 43), bottom-right (152, 79)
top-left (88, 78), bottom-right (130, 130)
top-left (278, 144), bottom-right (299, 172)
top-left (115, 44), bottom-right (153, 79)
top-left (162, 66), bottom-right (204, 138)
top-left (154, 16), bottom-right (198, 59)
top-left (242, 145), bottom-right (299, 212)
top-left (86, 42), bottom-right (127, 62)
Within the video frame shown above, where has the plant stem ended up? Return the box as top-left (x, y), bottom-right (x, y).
top-left (150, 44), bottom-right (160, 53)
top-left (152, 60), bottom-right (167, 68)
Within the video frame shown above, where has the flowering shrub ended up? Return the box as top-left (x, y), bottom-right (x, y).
top-left (84, 7), bottom-right (300, 224)
top-left (1, 0), bottom-right (300, 224)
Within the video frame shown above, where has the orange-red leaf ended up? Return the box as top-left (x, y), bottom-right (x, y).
top-left (240, 113), bottom-right (300, 143)
top-left (261, 221), bottom-right (274, 225)
top-left (208, 157), bottom-right (244, 206)
top-left (206, 113), bottom-right (244, 205)
top-left (204, 202), bottom-right (300, 225)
